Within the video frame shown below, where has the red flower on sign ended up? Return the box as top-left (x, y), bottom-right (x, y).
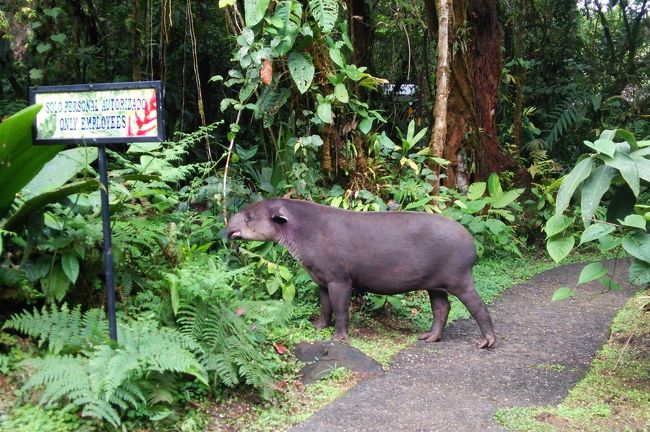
top-left (127, 93), bottom-right (158, 136)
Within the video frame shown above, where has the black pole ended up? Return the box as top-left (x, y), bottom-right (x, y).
top-left (98, 144), bottom-right (117, 341)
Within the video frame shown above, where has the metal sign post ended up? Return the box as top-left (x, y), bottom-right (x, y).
top-left (30, 81), bottom-right (165, 341)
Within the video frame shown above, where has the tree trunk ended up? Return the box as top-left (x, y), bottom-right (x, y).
top-left (429, 0), bottom-right (451, 192)
top-left (438, 0), bottom-right (511, 188)
top-left (512, 0), bottom-right (525, 159)
top-left (348, 0), bottom-right (373, 72)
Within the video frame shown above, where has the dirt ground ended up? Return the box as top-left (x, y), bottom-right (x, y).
top-left (289, 259), bottom-right (639, 432)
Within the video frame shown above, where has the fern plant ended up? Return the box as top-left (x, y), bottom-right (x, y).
top-left (4, 306), bottom-right (208, 427)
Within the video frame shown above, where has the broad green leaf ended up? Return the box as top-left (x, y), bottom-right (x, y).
top-left (22, 147), bottom-right (98, 200)
top-left (37, 43), bottom-right (52, 54)
top-left (598, 234), bottom-right (620, 253)
top-left (487, 173), bottom-right (503, 197)
top-left (0, 105), bottom-right (64, 218)
top-left (599, 129), bottom-right (616, 141)
top-left (288, 52), bottom-right (314, 94)
top-left (619, 214), bottom-right (646, 230)
top-left (547, 234), bottom-right (575, 263)
top-left (492, 188), bottom-right (524, 209)
top-left (577, 262), bottom-right (608, 285)
top-left (271, 0), bottom-right (302, 56)
top-left (359, 118), bottom-right (373, 134)
top-left (629, 259), bottom-right (650, 285)
top-left (551, 287), bottom-right (574, 301)
top-left (485, 218), bottom-right (507, 235)
top-left (467, 182), bottom-right (486, 200)
top-left (308, 0), bottom-right (339, 33)
top-left (29, 68), bottom-right (43, 80)
top-left (615, 129), bottom-right (638, 151)
top-left (1, 179), bottom-right (100, 232)
top-left (244, 0), bottom-right (270, 26)
top-left (580, 164), bottom-right (614, 225)
top-left (599, 277), bottom-right (621, 291)
top-left (556, 157), bottom-right (594, 215)
top-left (621, 232), bottom-right (650, 264)
top-left (282, 282), bottom-right (296, 302)
top-left (329, 47), bottom-right (345, 68)
top-left (316, 102), bottom-right (333, 124)
top-left (605, 151), bottom-right (639, 196)
top-left (593, 139), bottom-right (615, 157)
top-left (50, 33), bottom-right (67, 44)
top-left (579, 223), bottom-right (615, 244)
top-left (334, 83), bottom-right (349, 103)
top-left (411, 126), bottom-right (428, 146)
top-left (545, 214), bottom-right (574, 237)
top-left (61, 252), bottom-right (80, 284)
top-left (41, 264), bottom-right (70, 302)
top-left (632, 156), bottom-right (650, 183)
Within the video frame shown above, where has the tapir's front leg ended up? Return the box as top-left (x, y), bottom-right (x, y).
top-left (313, 285), bottom-right (332, 329)
top-left (328, 281), bottom-right (352, 342)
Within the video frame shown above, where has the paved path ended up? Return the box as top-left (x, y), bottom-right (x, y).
top-left (291, 260), bottom-right (637, 432)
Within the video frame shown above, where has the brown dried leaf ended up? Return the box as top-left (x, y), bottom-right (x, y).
top-left (260, 59), bottom-right (273, 85)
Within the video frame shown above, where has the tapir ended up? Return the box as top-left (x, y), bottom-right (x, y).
top-left (225, 198), bottom-right (496, 348)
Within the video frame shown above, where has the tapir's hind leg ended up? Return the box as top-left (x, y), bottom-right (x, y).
top-left (453, 279), bottom-right (496, 349)
top-left (419, 291), bottom-right (450, 342)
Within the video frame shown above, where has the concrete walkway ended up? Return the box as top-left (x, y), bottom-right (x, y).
top-left (290, 260), bottom-right (636, 432)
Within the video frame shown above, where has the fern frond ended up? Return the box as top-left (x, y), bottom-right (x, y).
top-left (4, 305), bottom-right (107, 354)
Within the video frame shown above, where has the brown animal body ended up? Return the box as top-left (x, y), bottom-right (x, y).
top-left (226, 198), bottom-right (496, 348)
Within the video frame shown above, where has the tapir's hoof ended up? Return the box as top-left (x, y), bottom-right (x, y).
top-left (332, 333), bottom-right (349, 344)
top-left (312, 318), bottom-right (330, 329)
top-left (418, 332), bottom-right (443, 343)
top-left (476, 335), bottom-right (496, 349)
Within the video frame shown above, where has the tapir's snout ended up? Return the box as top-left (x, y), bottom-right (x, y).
top-left (225, 213), bottom-right (244, 240)
top-left (226, 228), bottom-right (242, 240)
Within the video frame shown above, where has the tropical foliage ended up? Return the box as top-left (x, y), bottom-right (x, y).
top-left (0, 0), bottom-right (648, 430)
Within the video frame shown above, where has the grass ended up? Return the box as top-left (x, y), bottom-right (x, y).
top-left (494, 291), bottom-right (650, 432)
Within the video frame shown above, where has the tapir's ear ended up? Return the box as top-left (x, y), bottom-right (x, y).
top-left (271, 206), bottom-right (288, 225)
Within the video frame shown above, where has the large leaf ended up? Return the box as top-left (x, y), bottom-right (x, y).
top-left (0, 105), bottom-right (64, 218)
top-left (605, 151), bottom-right (639, 196)
top-left (551, 287), bottom-right (574, 301)
top-left (308, 0), bottom-right (339, 33)
top-left (487, 173), bottom-right (503, 197)
top-left (547, 234), bottom-right (575, 263)
top-left (577, 262), bottom-right (608, 285)
top-left (629, 259), bottom-right (650, 285)
top-left (492, 188), bottom-right (524, 209)
top-left (22, 147), bottom-right (98, 200)
top-left (467, 182), bottom-right (486, 200)
top-left (579, 164), bottom-right (614, 225)
top-left (271, 0), bottom-right (302, 56)
top-left (545, 214), bottom-right (574, 237)
top-left (555, 157), bottom-right (594, 215)
top-left (288, 52), bottom-right (315, 94)
top-left (244, 0), bottom-right (270, 27)
top-left (632, 156), bottom-right (650, 183)
top-left (579, 222), bottom-right (615, 245)
top-left (621, 232), bottom-right (650, 264)
top-left (1, 179), bottom-right (100, 231)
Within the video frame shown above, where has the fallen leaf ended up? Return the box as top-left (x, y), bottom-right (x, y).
top-left (273, 342), bottom-right (287, 355)
top-left (234, 306), bottom-right (246, 316)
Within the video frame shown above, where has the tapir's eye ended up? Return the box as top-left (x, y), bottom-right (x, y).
top-left (244, 216), bottom-right (252, 223)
